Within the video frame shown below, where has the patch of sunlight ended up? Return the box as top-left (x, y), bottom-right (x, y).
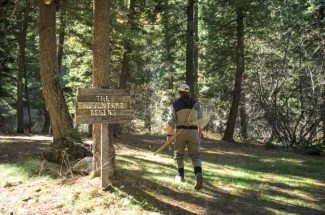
top-left (303, 177), bottom-right (325, 187)
top-left (233, 183), bottom-right (252, 191)
top-left (151, 175), bottom-right (180, 185)
top-left (206, 163), bottom-right (324, 190)
top-left (261, 158), bottom-right (303, 164)
top-left (117, 149), bottom-right (139, 156)
top-left (0, 135), bottom-right (51, 141)
top-left (262, 194), bottom-right (321, 211)
top-left (209, 166), bottom-right (261, 181)
top-left (218, 185), bottom-right (236, 194)
top-left (204, 150), bottom-right (258, 158)
top-left (147, 168), bottom-right (162, 174)
top-left (0, 163), bottom-right (29, 182)
top-left (0, 159), bottom-right (58, 183)
top-left (138, 160), bottom-right (172, 173)
top-left (117, 156), bottom-right (141, 170)
top-left (30, 135), bottom-right (52, 141)
top-left (145, 189), bottom-right (204, 214)
top-left (0, 139), bottom-right (14, 143)
top-left (264, 207), bottom-right (298, 215)
top-left (262, 173), bottom-right (325, 188)
top-left (136, 154), bottom-right (174, 165)
top-left (268, 186), bottom-right (316, 202)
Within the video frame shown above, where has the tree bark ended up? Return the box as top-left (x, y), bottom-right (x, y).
top-left (57, 6), bottom-right (66, 73)
top-left (42, 109), bottom-right (51, 133)
top-left (222, 6), bottom-right (245, 142)
top-left (24, 62), bottom-right (32, 133)
top-left (186, 0), bottom-right (195, 97)
top-left (93, 0), bottom-right (115, 178)
top-left (193, 2), bottom-right (199, 98)
top-left (17, 1), bottom-right (30, 133)
top-left (239, 86), bottom-right (248, 140)
top-left (40, 0), bottom-right (91, 164)
top-left (119, 0), bottom-right (135, 89)
top-left (39, 0), bottom-right (73, 143)
top-left (88, 124), bottom-right (93, 137)
top-left (319, 1), bottom-right (325, 145)
top-left (162, 0), bottom-right (174, 92)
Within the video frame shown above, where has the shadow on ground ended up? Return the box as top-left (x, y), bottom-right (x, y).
top-left (0, 135), bottom-right (51, 163)
top-left (116, 134), bottom-right (325, 215)
top-left (1, 134), bottom-right (325, 214)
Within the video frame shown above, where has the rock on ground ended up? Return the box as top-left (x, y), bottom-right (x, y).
top-left (72, 157), bottom-right (93, 175)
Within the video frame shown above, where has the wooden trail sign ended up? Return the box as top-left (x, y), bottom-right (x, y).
top-left (75, 88), bottom-right (131, 188)
top-left (75, 88), bottom-right (131, 124)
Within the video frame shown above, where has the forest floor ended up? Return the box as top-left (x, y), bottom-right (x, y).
top-left (0, 133), bottom-right (325, 215)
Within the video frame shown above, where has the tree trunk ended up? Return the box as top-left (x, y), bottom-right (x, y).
top-left (40, 0), bottom-right (91, 164)
top-left (93, 0), bottom-right (115, 179)
top-left (24, 62), bottom-right (32, 133)
top-left (17, 1), bottom-right (30, 133)
top-left (119, 0), bottom-right (135, 89)
top-left (319, 1), bottom-right (325, 145)
top-left (162, 0), bottom-right (174, 92)
top-left (222, 6), bottom-right (245, 142)
top-left (193, 2), bottom-right (199, 98)
top-left (239, 87), bottom-right (248, 140)
top-left (42, 109), bottom-right (51, 133)
top-left (39, 0), bottom-right (72, 143)
top-left (186, 0), bottom-right (195, 97)
top-left (88, 124), bottom-right (93, 137)
top-left (57, 6), bottom-right (66, 73)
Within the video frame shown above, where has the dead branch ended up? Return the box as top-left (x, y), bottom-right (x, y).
top-left (0, 0), bottom-right (22, 19)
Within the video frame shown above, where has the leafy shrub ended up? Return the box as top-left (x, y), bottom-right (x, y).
top-left (295, 139), bottom-right (325, 156)
top-left (263, 140), bottom-right (278, 149)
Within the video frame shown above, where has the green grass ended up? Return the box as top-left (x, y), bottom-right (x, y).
top-left (112, 136), bottom-right (325, 214)
top-left (1, 134), bottom-right (325, 214)
top-left (0, 158), bottom-right (58, 184)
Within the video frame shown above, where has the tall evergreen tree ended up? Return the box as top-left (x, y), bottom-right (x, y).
top-left (39, 0), bottom-right (72, 142)
top-left (17, 0), bottom-right (30, 133)
top-left (222, 4), bottom-right (245, 142)
top-left (186, 0), bottom-right (195, 97)
top-left (119, 0), bottom-right (136, 89)
top-left (92, 0), bottom-right (115, 178)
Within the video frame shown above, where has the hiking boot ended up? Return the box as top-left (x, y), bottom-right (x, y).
top-left (175, 175), bottom-right (185, 182)
top-left (194, 174), bottom-right (203, 190)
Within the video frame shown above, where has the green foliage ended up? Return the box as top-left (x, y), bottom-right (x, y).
top-left (0, 1), bottom-right (20, 118)
top-left (1, 0), bottom-right (325, 146)
top-left (0, 158), bottom-right (59, 183)
top-left (65, 128), bottom-right (84, 145)
top-left (295, 139), bottom-right (325, 155)
top-left (263, 140), bottom-right (279, 149)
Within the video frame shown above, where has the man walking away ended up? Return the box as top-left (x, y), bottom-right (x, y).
top-left (166, 83), bottom-right (203, 190)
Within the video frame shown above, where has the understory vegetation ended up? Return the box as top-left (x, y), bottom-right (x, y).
top-left (1, 135), bottom-right (325, 214)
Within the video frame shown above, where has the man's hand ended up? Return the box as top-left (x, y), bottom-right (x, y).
top-left (167, 134), bottom-right (174, 151)
top-left (199, 127), bottom-right (203, 141)
top-left (167, 125), bottom-right (174, 146)
top-left (167, 134), bottom-right (174, 145)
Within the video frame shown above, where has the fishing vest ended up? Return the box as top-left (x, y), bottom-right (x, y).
top-left (172, 97), bottom-right (199, 127)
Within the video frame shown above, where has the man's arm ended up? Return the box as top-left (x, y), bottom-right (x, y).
top-left (197, 102), bottom-right (203, 140)
top-left (199, 127), bottom-right (203, 140)
top-left (166, 105), bottom-right (176, 139)
top-left (167, 125), bottom-right (174, 136)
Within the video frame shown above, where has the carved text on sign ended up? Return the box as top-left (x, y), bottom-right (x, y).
top-left (75, 88), bottom-right (131, 124)
top-left (78, 101), bottom-right (129, 109)
top-left (90, 109), bottom-right (117, 116)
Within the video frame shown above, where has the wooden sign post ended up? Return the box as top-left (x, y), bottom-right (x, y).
top-left (75, 88), bottom-right (131, 188)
